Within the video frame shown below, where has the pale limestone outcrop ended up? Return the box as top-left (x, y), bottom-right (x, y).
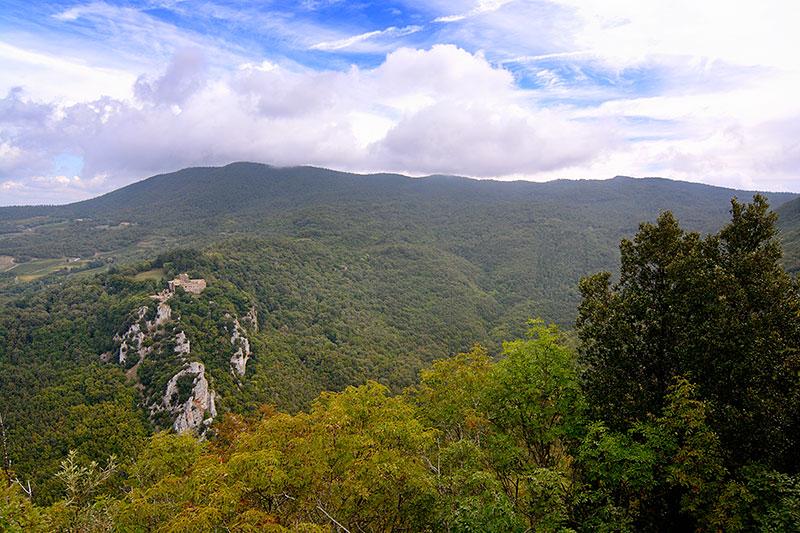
top-left (162, 362), bottom-right (217, 433)
top-left (228, 317), bottom-right (251, 377)
top-left (112, 286), bottom-right (178, 367)
top-left (148, 301), bottom-right (172, 329)
top-left (174, 331), bottom-right (190, 356)
top-left (114, 306), bottom-right (148, 364)
top-left (114, 302), bottom-right (172, 365)
top-left (243, 305), bottom-right (258, 332)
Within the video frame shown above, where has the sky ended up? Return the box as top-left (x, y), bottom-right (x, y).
top-left (0, 0), bottom-right (799, 205)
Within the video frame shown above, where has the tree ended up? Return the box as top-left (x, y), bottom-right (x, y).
top-left (411, 345), bottom-right (493, 444)
top-left (486, 320), bottom-right (585, 470)
top-left (1, 472), bottom-right (47, 532)
top-left (577, 195), bottom-right (800, 471)
top-left (411, 346), bottom-right (524, 531)
top-left (45, 451), bottom-right (118, 532)
top-left (576, 377), bottom-right (727, 532)
top-left (486, 321), bottom-right (585, 529)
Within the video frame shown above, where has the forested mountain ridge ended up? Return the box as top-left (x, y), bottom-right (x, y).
top-left (2, 163), bottom-right (797, 323)
top-left (4, 162), bottom-right (795, 222)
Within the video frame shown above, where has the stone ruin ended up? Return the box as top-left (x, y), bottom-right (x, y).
top-left (168, 273), bottom-right (207, 294)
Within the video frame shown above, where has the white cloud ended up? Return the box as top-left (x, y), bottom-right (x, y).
top-left (436, 0), bottom-right (800, 74)
top-left (0, 172), bottom-right (109, 205)
top-left (0, 41), bottom-right (137, 102)
top-left (373, 100), bottom-right (609, 176)
top-left (310, 25), bottom-right (423, 51)
top-left (238, 60), bottom-right (278, 73)
top-left (134, 48), bottom-right (208, 105)
top-left (0, 141), bottom-right (23, 170)
top-left (551, 0), bottom-right (800, 70)
top-left (0, 45), bottom-right (614, 203)
top-left (2, 0), bottom-right (800, 204)
top-left (30, 173), bottom-right (106, 188)
top-left (434, 0), bottom-right (515, 23)
top-left (1, 180), bottom-right (24, 191)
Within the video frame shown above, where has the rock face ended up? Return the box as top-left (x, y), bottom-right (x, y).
top-left (162, 362), bottom-right (217, 433)
top-left (174, 331), bottom-right (190, 356)
top-left (103, 278), bottom-right (237, 434)
top-left (114, 301), bottom-right (173, 366)
top-left (149, 301), bottom-right (172, 329)
top-left (114, 306), bottom-right (149, 365)
top-left (243, 305), bottom-right (258, 332)
top-left (229, 317), bottom-right (251, 377)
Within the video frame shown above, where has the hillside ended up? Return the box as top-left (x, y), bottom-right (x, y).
top-left (2, 192), bottom-right (798, 531)
top-left (2, 163), bottom-right (796, 256)
top-left (1, 163), bottom-right (796, 321)
top-left (778, 196), bottom-right (800, 272)
top-left (8, 163), bottom-right (793, 224)
top-left (1, 164), bottom-right (798, 503)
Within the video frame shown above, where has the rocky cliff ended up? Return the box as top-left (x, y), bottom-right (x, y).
top-left (102, 279), bottom-right (255, 434)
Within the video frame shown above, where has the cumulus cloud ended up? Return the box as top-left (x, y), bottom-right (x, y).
top-left (374, 101), bottom-right (608, 175)
top-left (134, 48), bottom-right (208, 105)
top-left (0, 44), bottom-right (615, 204)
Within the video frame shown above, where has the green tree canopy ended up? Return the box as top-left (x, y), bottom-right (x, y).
top-left (577, 195), bottom-right (800, 471)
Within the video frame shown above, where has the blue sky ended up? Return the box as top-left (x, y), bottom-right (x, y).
top-left (1, 0), bottom-right (799, 204)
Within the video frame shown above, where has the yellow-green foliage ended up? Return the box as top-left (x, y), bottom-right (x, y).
top-left (1, 324), bottom-right (798, 532)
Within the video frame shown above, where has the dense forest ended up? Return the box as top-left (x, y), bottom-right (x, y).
top-left (1, 166), bottom-right (800, 530)
top-left (1, 192), bottom-right (799, 531)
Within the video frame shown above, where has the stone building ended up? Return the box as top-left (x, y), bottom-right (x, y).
top-left (169, 273), bottom-right (207, 294)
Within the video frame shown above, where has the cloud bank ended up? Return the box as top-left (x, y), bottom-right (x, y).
top-left (0, 0), bottom-right (799, 204)
top-left (0, 44), bottom-right (614, 203)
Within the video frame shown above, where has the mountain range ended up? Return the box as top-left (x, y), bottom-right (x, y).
top-left (1, 163), bottom-right (798, 501)
top-left (3, 162), bottom-right (797, 302)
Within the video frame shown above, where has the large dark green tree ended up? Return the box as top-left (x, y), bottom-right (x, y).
top-left (577, 195), bottom-right (800, 471)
